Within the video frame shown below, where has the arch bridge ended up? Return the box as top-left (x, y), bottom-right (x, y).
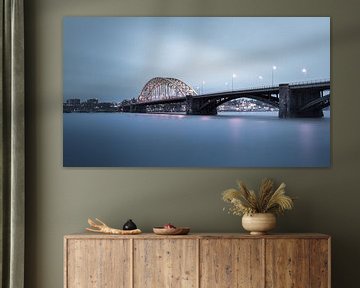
top-left (122, 77), bottom-right (330, 118)
top-left (138, 77), bottom-right (198, 102)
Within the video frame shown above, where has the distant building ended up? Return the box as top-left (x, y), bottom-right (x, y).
top-left (63, 98), bottom-right (81, 112)
top-left (63, 98), bottom-right (124, 113)
top-left (66, 98), bottom-right (81, 105)
top-left (83, 98), bottom-right (99, 111)
top-left (86, 98), bottom-right (99, 105)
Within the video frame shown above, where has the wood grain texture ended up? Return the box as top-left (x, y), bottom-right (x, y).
top-left (133, 239), bottom-right (198, 288)
top-left (66, 239), bottom-right (131, 288)
top-left (64, 239), bottom-right (68, 288)
top-left (310, 239), bottom-right (330, 288)
top-left (200, 239), bottom-right (264, 288)
top-left (65, 233), bottom-right (330, 240)
top-left (64, 234), bottom-right (330, 288)
top-left (265, 239), bottom-right (310, 288)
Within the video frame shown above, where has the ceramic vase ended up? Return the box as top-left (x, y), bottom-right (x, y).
top-left (242, 213), bottom-right (276, 235)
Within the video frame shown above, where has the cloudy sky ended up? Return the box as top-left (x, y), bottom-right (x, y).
top-left (63, 17), bottom-right (330, 102)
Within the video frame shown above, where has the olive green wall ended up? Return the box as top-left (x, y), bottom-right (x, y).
top-left (24, 0), bottom-right (360, 287)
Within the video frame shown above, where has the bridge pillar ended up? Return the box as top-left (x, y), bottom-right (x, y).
top-left (279, 84), bottom-right (291, 118)
top-left (279, 84), bottom-right (324, 118)
top-left (130, 104), bottom-right (147, 113)
top-left (122, 105), bottom-right (130, 112)
top-left (186, 95), bottom-right (217, 115)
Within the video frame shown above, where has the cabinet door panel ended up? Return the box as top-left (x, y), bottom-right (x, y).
top-left (200, 239), bottom-right (264, 288)
top-left (265, 239), bottom-right (310, 288)
top-left (134, 239), bottom-right (198, 288)
top-left (310, 239), bottom-right (330, 288)
top-left (66, 239), bottom-right (131, 288)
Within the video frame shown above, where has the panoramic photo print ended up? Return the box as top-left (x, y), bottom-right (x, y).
top-left (63, 17), bottom-right (330, 167)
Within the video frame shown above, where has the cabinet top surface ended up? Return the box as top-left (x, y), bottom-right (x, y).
top-left (64, 232), bottom-right (330, 240)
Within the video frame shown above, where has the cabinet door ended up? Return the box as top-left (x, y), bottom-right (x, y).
top-left (266, 239), bottom-right (309, 288)
top-left (66, 239), bottom-right (131, 288)
top-left (200, 239), bottom-right (264, 288)
top-left (309, 239), bottom-right (330, 288)
top-left (134, 239), bottom-right (198, 288)
top-left (265, 239), bottom-right (329, 288)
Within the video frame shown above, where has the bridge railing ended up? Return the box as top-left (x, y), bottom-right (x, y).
top-left (198, 84), bottom-right (278, 95)
top-left (196, 85), bottom-right (279, 96)
top-left (128, 78), bottom-right (331, 102)
top-left (288, 78), bottom-right (330, 86)
top-left (195, 78), bottom-right (330, 96)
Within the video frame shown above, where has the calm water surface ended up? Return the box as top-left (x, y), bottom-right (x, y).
top-left (63, 111), bottom-right (330, 167)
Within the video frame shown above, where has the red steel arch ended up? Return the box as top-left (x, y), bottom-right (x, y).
top-left (138, 77), bottom-right (198, 102)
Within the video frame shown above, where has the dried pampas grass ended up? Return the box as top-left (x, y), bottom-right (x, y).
top-left (222, 179), bottom-right (294, 216)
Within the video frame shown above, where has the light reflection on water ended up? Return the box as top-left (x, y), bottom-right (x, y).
top-left (63, 111), bottom-right (330, 167)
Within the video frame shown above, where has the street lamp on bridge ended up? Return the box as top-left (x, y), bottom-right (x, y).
top-left (301, 68), bottom-right (307, 79)
top-left (201, 80), bottom-right (205, 94)
top-left (258, 75), bottom-right (263, 86)
top-left (232, 73), bottom-right (237, 91)
top-left (272, 65), bottom-right (277, 86)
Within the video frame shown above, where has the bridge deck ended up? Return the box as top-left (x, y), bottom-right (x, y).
top-left (130, 80), bottom-right (330, 106)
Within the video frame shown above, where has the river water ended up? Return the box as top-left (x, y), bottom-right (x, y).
top-left (63, 111), bottom-right (330, 167)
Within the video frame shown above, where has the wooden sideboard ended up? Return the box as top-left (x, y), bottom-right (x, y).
top-left (64, 233), bottom-right (330, 288)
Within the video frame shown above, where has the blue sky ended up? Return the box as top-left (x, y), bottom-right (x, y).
top-left (63, 17), bottom-right (330, 102)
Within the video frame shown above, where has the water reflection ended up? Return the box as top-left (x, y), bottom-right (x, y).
top-left (63, 111), bottom-right (330, 167)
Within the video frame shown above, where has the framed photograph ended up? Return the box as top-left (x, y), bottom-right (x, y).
top-left (63, 17), bottom-right (330, 167)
